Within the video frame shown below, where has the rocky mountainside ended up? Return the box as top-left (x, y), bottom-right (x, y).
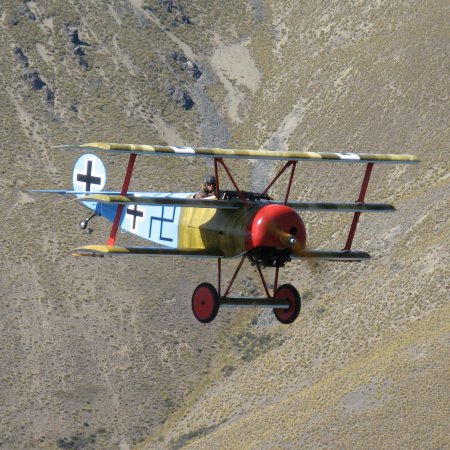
top-left (0, 1), bottom-right (448, 449)
top-left (0, 1), bottom-right (255, 448)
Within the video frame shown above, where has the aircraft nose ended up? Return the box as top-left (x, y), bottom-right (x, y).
top-left (268, 222), bottom-right (305, 255)
top-left (245, 204), bottom-right (307, 252)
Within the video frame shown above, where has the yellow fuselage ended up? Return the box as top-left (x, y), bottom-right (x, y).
top-left (178, 206), bottom-right (256, 257)
top-left (177, 203), bottom-right (307, 258)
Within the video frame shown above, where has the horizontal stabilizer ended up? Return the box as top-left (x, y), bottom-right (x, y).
top-left (54, 143), bottom-right (419, 164)
top-left (293, 250), bottom-right (371, 261)
top-left (76, 194), bottom-right (241, 209)
top-left (72, 245), bottom-right (232, 258)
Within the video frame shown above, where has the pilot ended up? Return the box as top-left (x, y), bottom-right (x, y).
top-left (194, 175), bottom-right (217, 199)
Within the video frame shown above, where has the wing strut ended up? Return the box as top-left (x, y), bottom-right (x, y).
top-left (214, 158), bottom-right (220, 198)
top-left (343, 163), bottom-right (374, 251)
top-left (215, 158), bottom-right (249, 208)
top-left (107, 154), bottom-right (136, 246)
top-left (284, 161), bottom-right (297, 203)
top-left (260, 160), bottom-right (298, 203)
top-left (217, 257), bottom-right (222, 298)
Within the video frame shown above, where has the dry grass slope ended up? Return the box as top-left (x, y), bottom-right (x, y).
top-left (140, 0), bottom-right (449, 448)
top-left (168, 304), bottom-right (449, 449)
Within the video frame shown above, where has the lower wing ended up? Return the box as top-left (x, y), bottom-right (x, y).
top-left (293, 250), bottom-right (371, 261)
top-left (72, 245), bottom-right (369, 261)
top-left (72, 245), bottom-right (237, 258)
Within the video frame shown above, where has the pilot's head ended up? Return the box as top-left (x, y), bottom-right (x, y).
top-left (203, 175), bottom-right (216, 193)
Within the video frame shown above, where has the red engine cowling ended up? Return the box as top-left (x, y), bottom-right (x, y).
top-left (245, 204), bottom-right (307, 252)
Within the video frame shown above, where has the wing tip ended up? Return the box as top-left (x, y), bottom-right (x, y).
top-left (71, 245), bottom-right (121, 256)
top-left (52, 142), bottom-right (113, 151)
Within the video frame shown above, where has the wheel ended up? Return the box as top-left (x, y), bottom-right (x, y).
top-left (273, 284), bottom-right (301, 324)
top-left (192, 283), bottom-right (220, 323)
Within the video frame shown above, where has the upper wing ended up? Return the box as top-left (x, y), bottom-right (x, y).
top-left (54, 143), bottom-right (419, 164)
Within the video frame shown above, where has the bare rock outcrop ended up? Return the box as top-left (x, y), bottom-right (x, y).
top-left (14, 47), bottom-right (55, 105)
top-left (23, 68), bottom-right (46, 90)
top-left (68, 28), bottom-right (91, 47)
top-left (150, 0), bottom-right (192, 26)
top-left (167, 84), bottom-right (194, 109)
top-left (19, 2), bottom-right (36, 21)
top-left (13, 47), bottom-right (29, 67)
top-left (66, 27), bottom-right (90, 69)
top-left (171, 50), bottom-right (202, 80)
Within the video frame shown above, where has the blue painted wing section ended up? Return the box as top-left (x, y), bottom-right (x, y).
top-left (82, 192), bottom-right (193, 248)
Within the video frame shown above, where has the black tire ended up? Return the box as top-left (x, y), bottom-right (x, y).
top-left (274, 284), bottom-right (301, 324)
top-left (192, 282), bottom-right (220, 323)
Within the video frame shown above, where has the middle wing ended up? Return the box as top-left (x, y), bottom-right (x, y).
top-left (77, 194), bottom-right (395, 213)
top-left (76, 193), bottom-right (242, 209)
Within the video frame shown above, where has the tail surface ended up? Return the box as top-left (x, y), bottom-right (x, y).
top-left (72, 153), bottom-right (106, 197)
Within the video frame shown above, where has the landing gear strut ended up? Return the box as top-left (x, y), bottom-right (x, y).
top-left (191, 257), bottom-right (301, 325)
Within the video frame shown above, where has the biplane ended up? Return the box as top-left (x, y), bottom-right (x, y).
top-left (32, 143), bottom-right (418, 324)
